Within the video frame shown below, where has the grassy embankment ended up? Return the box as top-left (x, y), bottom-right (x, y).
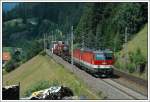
top-left (3, 54), bottom-right (102, 99)
top-left (115, 24), bottom-right (148, 80)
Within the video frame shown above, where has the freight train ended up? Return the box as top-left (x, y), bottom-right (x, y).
top-left (51, 41), bottom-right (114, 77)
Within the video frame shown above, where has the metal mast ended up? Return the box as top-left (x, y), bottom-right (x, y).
top-left (71, 26), bottom-right (74, 65)
top-left (82, 33), bottom-right (84, 50)
top-left (124, 27), bottom-right (128, 67)
top-left (43, 33), bottom-right (46, 52)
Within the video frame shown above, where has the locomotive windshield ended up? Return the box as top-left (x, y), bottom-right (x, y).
top-left (95, 53), bottom-right (105, 60)
top-left (95, 53), bottom-right (113, 60)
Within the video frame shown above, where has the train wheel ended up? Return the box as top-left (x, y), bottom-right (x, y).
top-left (80, 66), bottom-right (84, 70)
top-left (109, 73), bottom-right (114, 78)
top-left (93, 74), bottom-right (99, 78)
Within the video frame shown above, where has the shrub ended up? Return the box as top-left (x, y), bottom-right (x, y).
top-left (25, 80), bottom-right (60, 97)
top-left (13, 50), bottom-right (21, 62)
top-left (25, 80), bottom-right (50, 97)
top-left (39, 51), bottom-right (46, 56)
top-left (128, 48), bottom-right (146, 73)
top-left (127, 63), bottom-right (136, 73)
top-left (128, 51), bottom-right (134, 63)
top-left (5, 59), bottom-right (19, 72)
top-left (51, 80), bottom-right (60, 86)
top-left (114, 61), bottom-right (121, 69)
top-left (134, 48), bottom-right (146, 66)
top-left (114, 60), bottom-right (125, 70)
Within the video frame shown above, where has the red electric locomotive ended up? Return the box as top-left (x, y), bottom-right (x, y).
top-left (73, 48), bottom-right (114, 77)
top-left (51, 41), bottom-right (114, 77)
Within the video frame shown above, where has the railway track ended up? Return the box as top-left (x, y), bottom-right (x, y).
top-left (113, 68), bottom-right (148, 87)
top-left (111, 71), bottom-right (148, 97)
top-left (101, 78), bottom-right (146, 99)
top-left (46, 50), bottom-right (148, 100)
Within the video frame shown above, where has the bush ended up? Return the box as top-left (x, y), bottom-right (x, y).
top-left (134, 48), bottom-right (146, 66)
top-left (25, 80), bottom-right (60, 97)
top-left (39, 51), bottom-right (46, 56)
top-left (114, 61), bottom-right (120, 69)
top-left (114, 59), bottom-right (126, 70)
top-left (127, 63), bottom-right (136, 73)
top-left (128, 48), bottom-right (146, 73)
top-left (25, 80), bottom-right (50, 97)
top-left (13, 50), bottom-right (21, 62)
top-left (128, 51), bottom-right (134, 63)
top-left (5, 59), bottom-right (19, 72)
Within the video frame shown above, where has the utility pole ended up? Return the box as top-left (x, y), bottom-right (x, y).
top-left (124, 27), bottom-right (128, 68)
top-left (71, 26), bottom-right (74, 65)
top-left (51, 31), bottom-right (54, 53)
top-left (82, 33), bottom-right (84, 50)
top-left (45, 33), bottom-right (47, 50)
top-left (52, 31), bottom-right (53, 42)
top-left (113, 39), bottom-right (115, 52)
top-left (55, 30), bottom-right (56, 41)
top-left (43, 33), bottom-right (46, 52)
top-left (49, 32), bottom-right (51, 50)
top-left (113, 35), bottom-right (117, 52)
top-left (125, 27), bottom-right (128, 45)
top-left (54, 33), bottom-right (56, 41)
top-left (67, 33), bottom-right (69, 45)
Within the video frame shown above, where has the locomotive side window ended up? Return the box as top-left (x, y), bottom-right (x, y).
top-left (105, 53), bottom-right (113, 60)
top-left (95, 53), bottom-right (105, 60)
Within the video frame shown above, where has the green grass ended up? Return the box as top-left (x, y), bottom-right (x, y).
top-left (2, 69), bottom-right (8, 75)
top-left (121, 24), bottom-right (148, 59)
top-left (3, 55), bottom-right (102, 99)
top-left (115, 24), bottom-right (148, 80)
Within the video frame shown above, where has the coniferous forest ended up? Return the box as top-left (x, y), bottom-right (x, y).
top-left (2, 2), bottom-right (148, 76)
top-left (3, 2), bottom-right (147, 53)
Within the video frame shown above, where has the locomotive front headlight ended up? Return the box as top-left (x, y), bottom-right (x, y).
top-left (102, 62), bottom-right (106, 65)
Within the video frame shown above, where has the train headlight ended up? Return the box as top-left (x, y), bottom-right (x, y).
top-left (102, 62), bottom-right (107, 65)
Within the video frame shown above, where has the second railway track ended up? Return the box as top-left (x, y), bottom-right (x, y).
top-left (101, 78), bottom-right (147, 99)
top-left (46, 50), bottom-right (147, 100)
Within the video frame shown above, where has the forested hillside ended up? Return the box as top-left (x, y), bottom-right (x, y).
top-left (75, 3), bottom-right (147, 51)
top-left (2, 2), bottom-right (148, 74)
top-left (3, 2), bottom-right (148, 53)
top-left (3, 3), bottom-right (83, 36)
top-left (115, 24), bottom-right (148, 79)
top-left (3, 3), bottom-right (84, 60)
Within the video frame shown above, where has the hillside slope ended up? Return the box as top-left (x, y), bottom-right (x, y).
top-left (3, 55), bottom-right (100, 99)
top-left (115, 24), bottom-right (148, 79)
top-left (121, 24), bottom-right (147, 58)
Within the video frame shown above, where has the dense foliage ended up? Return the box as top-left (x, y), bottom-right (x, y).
top-left (3, 2), bottom-right (148, 73)
top-left (3, 3), bottom-right (84, 66)
top-left (75, 2), bottom-right (147, 51)
top-left (5, 50), bottom-right (22, 72)
top-left (3, 2), bottom-right (147, 52)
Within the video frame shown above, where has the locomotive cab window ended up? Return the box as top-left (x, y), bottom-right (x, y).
top-left (105, 53), bottom-right (113, 60)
